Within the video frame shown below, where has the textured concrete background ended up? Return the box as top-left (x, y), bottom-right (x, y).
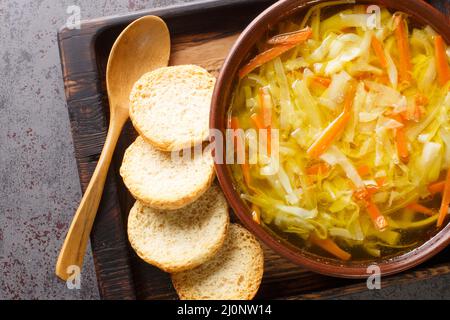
top-left (0, 0), bottom-right (449, 300)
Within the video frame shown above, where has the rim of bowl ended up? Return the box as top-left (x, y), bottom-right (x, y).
top-left (211, 0), bottom-right (450, 278)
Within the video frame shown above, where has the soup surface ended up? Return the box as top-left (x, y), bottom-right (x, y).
top-left (230, 2), bottom-right (450, 260)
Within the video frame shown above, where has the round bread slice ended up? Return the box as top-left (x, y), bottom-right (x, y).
top-left (120, 136), bottom-right (215, 209)
top-left (129, 65), bottom-right (216, 151)
top-left (171, 224), bottom-right (264, 300)
top-left (127, 184), bottom-right (229, 273)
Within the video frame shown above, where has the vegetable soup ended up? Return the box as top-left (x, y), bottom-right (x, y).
top-left (229, 1), bottom-right (450, 260)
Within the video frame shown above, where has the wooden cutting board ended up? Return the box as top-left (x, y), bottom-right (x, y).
top-left (58, 0), bottom-right (450, 299)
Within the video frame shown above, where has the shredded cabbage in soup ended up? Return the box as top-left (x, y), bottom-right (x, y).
top-left (230, 1), bottom-right (450, 260)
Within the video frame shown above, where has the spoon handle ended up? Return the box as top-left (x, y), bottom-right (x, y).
top-left (55, 114), bottom-right (126, 281)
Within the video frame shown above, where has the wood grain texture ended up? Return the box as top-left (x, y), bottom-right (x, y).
top-left (58, 0), bottom-right (450, 300)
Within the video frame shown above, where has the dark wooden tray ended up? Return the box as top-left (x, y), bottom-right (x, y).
top-left (58, 0), bottom-right (450, 300)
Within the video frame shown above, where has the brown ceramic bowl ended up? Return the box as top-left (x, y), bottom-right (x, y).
top-left (211, 0), bottom-right (450, 278)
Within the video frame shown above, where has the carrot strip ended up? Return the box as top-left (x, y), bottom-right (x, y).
top-left (357, 165), bottom-right (371, 177)
top-left (404, 94), bottom-right (427, 122)
top-left (262, 108), bottom-right (272, 128)
top-left (366, 185), bottom-right (379, 196)
top-left (230, 117), bottom-right (241, 152)
top-left (353, 186), bottom-right (368, 200)
top-left (239, 44), bottom-right (295, 79)
top-left (241, 162), bottom-right (251, 187)
top-left (435, 35), bottom-right (450, 86)
top-left (437, 169), bottom-right (450, 227)
top-left (230, 117), bottom-right (245, 158)
top-left (398, 111), bottom-right (408, 122)
top-left (230, 117), bottom-right (240, 143)
top-left (250, 113), bottom-right (272, 156)
top-left (392, 115), bottom-right (409, 163)
top-left (230, 117), bottom-right (240, 131)
top-left (350, 184), bottom-right (378, 198)
top-left (394, 15), bottom-right (412, 83)
top-left (306, 163), bottom-right (331, 175)
top-left (250, 113), bottom-right (265, 129)
top-left (407, 202), bottom-right (434, 216)
top-left (230, 117), bottom-right (251, 187)
top-left (251, 204), bottom-right (261, 224)
top-left (379, 74), bottom-right (391, 85)
top-left (395, 126), bottom-right (409, 163)
top-left (414, 104), bottom-right (422, 122)
top-left (352, 184), bottom-right (387, 231)
top-left (259, 87), bottom-right (273, 127)
top-left (307, 84), bottom-right (356, 158)
top-left (258, 87), bottom-right (273, 155)
top-left (415, 93), bottom-right (429, 106)
top-left (405, 102), bottom-right (415, 121)
top-left (405, 103), bottom-right (422, 122)
top-left (266, 128), bottom-right (272, 156)
top-left (306, 111), bottom-right (351, 158)
top-left (356, 73), bottom-right (373, 82)
top-left (239, 28), bottom-right (312, 79)
top-left (376, 177), bottom-right (387, 187)
top-left (310, 234), bottom-right (351, 261)
top-left (340, 82), bottom-right (356, 110)
top-left (371, 35), bottom-right (388, 69)
top-left (311, 75), bottom-right (332, 88)
top-left (364, 197), bottom-right (388, 231)
top-left (428, 180), bottom-right (445, 195)
top-left (267, 26), bottom-right (312, 45)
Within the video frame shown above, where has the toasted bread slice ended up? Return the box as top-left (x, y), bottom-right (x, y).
top-left (129, 65), bottom-right (215, 151)
top-left (171, 224), bottom-right (264, 300)
top-left (120, 136), bottom-right (214, 209)
top-left (127, 184), bottom-right (229, 273)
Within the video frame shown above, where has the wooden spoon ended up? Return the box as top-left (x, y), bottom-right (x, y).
top-left (56, 16), bottom-right (170, 281)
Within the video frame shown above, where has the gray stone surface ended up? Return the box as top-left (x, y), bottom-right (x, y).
top-left (0, 0), bottom-right (196, 300)
top-left (0, 0), bottom-right (448, 300)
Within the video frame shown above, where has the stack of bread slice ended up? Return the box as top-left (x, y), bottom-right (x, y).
top-left (120, 65), bottom-right (264, 300)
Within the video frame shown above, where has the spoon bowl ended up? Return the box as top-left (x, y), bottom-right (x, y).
top-left (107, 16), bottom-right (171, 116)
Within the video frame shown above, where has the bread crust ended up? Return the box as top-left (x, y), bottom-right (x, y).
top-left (127, 185), bottom-right (229, 273)
top-left (120, 136), bottom-right (215, 209)
top-left (171, 224), bottom-right (264, 300)
top-left (129, 65), bottom-right (215, 152)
